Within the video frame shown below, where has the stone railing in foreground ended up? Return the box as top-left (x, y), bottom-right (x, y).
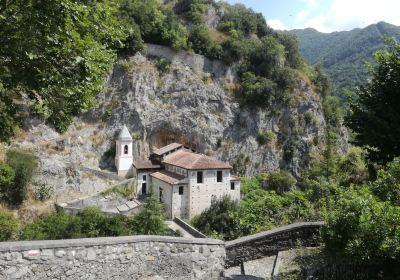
top-left (225, 222), bottom-right (324, 268)
top-left (0, 235), bottom-right (225, 280)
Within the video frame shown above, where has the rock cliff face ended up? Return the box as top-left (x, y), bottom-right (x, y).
top-left (12, 45), bottom-right (335, 196)
top-left (95, 49), bottom-right (328, 177)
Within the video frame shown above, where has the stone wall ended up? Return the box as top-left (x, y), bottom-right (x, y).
top-left (225, 222), bottom-right (324, 268)
top-left (0, 236), bottom-right (225, 280)
top-left (145, 44), bottom-right (236, 83)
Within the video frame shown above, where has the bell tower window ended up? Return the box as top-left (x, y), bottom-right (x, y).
top-left (124, 145), bottom-right (129, 155)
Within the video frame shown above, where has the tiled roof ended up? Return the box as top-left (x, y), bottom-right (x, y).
top-left (118, 125), bottom-right (132, 140)
top-left (132, 160), bottom-right (161, 170)
top-left (150, 170), bottom-right (187, 185)
top-left (152, 143), bottom-right (183, 156)
top-left (163, 150), bottom-right (232, 170)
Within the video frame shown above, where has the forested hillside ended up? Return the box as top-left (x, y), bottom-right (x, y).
top-left (291, 22), bottom-right (400, 98)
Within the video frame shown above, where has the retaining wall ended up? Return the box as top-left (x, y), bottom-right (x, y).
top-left (0, 236), bottom-right (225, 280)
top-left (225, 222), bottom-right (324, 267)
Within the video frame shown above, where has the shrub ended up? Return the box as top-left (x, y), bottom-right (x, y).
top-left (233, 189), bottom-right (285, 235)
top-left (22, 210), bottom-right (80, 240)
top-left (6, 150), bottom-right (37, 205)
top-left (370, 158), bottom-right (400, 206)
top-left (0, 162), bottom-right (15, 201)
top-left (191, 195), bottom-right (240, 240)
top-left (32, 183), bottom-right (53, 201)
top-left (266, 171), bottom-right (296, 194)
top-left (0, 209), bottom-right (19, 241)
top-left (132, 193), bottom-right (166, 235)
top-left (238, 72), bottom-right (277, 107)
top-left (156, 58), bottom-right (171, 73)
top-left (322, 186), bottom-right (400, 263)
top-left (22, 208), bottom-right (132, 240)
top-left (257, 131), bottom-right (275, 145)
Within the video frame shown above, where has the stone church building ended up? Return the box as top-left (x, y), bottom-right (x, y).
top-left (115, 125), bottom-right (241, 219)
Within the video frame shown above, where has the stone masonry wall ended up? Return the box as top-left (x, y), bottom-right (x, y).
top-left (225, 222), bottom-right (324, 268)
top-left (0, 236), bottom-right (225, 280)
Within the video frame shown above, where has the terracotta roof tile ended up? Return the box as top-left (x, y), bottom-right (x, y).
top-left (152, 143), bottom-right (183, 156)
top-left (132, 160), bottom-right (161, 170)
top-left (150, 170), bottom-right (186, 185)
top-left (163, 150), bottom-right (231, 170)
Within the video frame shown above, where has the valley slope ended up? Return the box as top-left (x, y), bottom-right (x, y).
top-left (291, 22), bottom-right (400, 97)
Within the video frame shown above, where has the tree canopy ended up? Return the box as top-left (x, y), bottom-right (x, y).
top-left (345, 38), bottom-right (400, 164)
top-left (0, 0), bottom-right (129, 135)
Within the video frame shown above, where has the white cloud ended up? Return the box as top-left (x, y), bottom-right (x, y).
top-left (267, 19), bottom-right (290, 31)
top-left (295, 0), bottom-right (400, 32)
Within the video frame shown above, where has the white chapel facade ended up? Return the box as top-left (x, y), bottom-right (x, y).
top-left (115, 125), bottom-right (241, 219)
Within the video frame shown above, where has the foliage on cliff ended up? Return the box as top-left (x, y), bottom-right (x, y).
top-left (0, 0), bottom-right (319, 142)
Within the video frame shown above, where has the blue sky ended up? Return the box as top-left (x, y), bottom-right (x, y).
top-left (225, 0), bottom-right (400, 32)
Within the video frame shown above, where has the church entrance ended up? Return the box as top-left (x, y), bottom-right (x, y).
top-left (142, 182), bottom-right (147, 195)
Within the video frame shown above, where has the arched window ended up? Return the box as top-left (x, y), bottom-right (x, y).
top-left (124, 145), bottom-right (128, 155)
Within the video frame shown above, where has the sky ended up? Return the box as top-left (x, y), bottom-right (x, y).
top-left (225, 0), bottom-right (400, 33)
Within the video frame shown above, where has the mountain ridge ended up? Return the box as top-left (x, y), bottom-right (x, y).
top-left (290, 21), bottom-right (400, 97)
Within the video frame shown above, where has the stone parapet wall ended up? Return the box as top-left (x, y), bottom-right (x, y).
top-left (225, 222), bottom-right (324, 268)
top-left (173, 217), bottom-right (207, 238)
top-left (0, 236), bottom-right (225, 280)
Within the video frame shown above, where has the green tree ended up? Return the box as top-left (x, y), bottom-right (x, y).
top-left (371, 158), bottom-right (400, 206)
top-left (0, 0), bottom-right (129, 136)
top-left (0, 162), bottom-right (15, 202)
top-left (266, 171), bottom-right (296, 194)
top-left (132, 193), bottom-right (166, 235)
top-left (0, 209), bottom-right (19, 241)
top-left (322, 186), bottom-right (400, 263)
top-left (189, 24), bottom-right (222, 59)
top-left (238, 72), bottom-right (277, 107)
top-left (6, 150), bottom-right (37, 205)
top-left (345, 38), bottom-right (400, 163)
top-left (22, 210), bottom-right (80, 240)
top-left (191, 195), bottom-right (239, 240)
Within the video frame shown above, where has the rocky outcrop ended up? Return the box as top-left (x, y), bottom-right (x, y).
top-left (12, 45), bottom-right (335, 196)
top-left (93, 51), bottom-right (327, 178)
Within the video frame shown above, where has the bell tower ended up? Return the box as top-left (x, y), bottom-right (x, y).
top-left (115, 125), bottom-right (133, 177)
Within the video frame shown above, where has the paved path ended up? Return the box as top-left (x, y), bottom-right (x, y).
top-left (165, 220), bottom-right (194, 238)
top-left (224, 256), bottom-right (276, 280)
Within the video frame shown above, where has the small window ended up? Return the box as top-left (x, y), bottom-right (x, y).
top-left (159, 187), bottom-right (163, 203)
top-left (142, 174), bottom-right (146, 181)
top-left (231, 182), bottom-right (235, 190)
top-left (217, 171), bottom-right (223, 182)
top-left (197, 171), bottom-right (203, 183)
top-left (124, 145), bottom-right (128, 155)
top-left (179, 186), bottom-right (184, 195)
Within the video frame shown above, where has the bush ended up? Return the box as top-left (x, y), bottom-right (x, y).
top-left (238, 72), bottom-right (277, 107)
top-left (191, 195), bottom-right (239, 240)
top-left (0, 209), bottom-right (19, 241)
top-left (266, 171), bottom-right (296, 194)
top-left (22, 210), bottom-right (80, 240)
top-left (371, 158), bottom-right (400, 206)
top-left (132, 193), bottom-right (166, 235)
top-left (322, 186), bottom-right (400, 263)
top-left (22, 208), bottom-right (132, 240)
top-left (189, 24), bottom-right (222, 60)
top-left (0, 162), bottom-right (15, 202)
top-left (6, 150), bottom-right (37, 205)
top-left (32, 183), bottom-right (53, 201)
top-left (257, 131), bottom-right (275, 145)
